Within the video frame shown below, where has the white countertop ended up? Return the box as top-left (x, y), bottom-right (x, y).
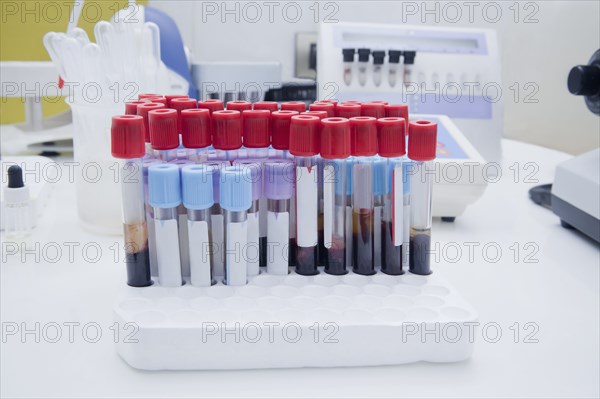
top-left (1, 139), bottom-right (599, 398)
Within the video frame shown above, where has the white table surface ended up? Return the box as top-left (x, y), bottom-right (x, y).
top-left (1, 139), bottom-right (599, 398)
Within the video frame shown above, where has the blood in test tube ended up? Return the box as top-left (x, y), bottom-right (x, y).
top-left (407, 120), bottom-right (437, 275)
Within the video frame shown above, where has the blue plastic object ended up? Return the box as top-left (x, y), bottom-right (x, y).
top-left (148, 164), bottom-right (181, 208)
top-left (145, 6), bottom-right (198, 98)
top-left (182, 165), bottom-right (214, 210)
top-left (220, 166), bottom-right (252, 212)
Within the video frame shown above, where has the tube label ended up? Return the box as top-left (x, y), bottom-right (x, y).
top-left (188, 220), bottom-right (212, 287)
top-left (211, 213), bottom-right (224, 277)
top-left (393, 164), bottom-right (404, 246)
top-left (226, 221), bottom-right (248, 286)
top-left (247, 212), bottom-right (260, 276)
top-left (323, 164), bottom-right (334, 249)
top-left (155, 218), bottom-right (182, 287)
top-left (296, 166), bottom-right (318, 247)
top-left (267, 211), bottom-right (289, 275)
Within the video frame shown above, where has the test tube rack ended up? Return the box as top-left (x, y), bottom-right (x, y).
top-left (114, 270), bottom-right (476, 370)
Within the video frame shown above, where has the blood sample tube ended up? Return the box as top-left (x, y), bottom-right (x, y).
top-left (357, 49), bottom-right (371, 86)
top-left (233, 159), bottom-right (262, 276)
top-left (408, 120), bottom-right (437, 275)
top-left (335, 102), bottom-right (361, 118)
top-left (182, 164), bottom-right (214, 287)
top-left (138, 93), bottom-right (162, 99)
top-left (170, 97), bottom-right (197, 133)
top-left (372, 51), bottom-right (385, 87)
top-left (137, 102), bottom-right (165, 156)
top-left (148, 163), bottom-right (183, 287)
top-left (148, 108), bottom-right (180, 162)
top-left (302, 110), bottom-right (328, 120)
top-left (349, 116), bottom-right (378, 275)
top-left (165, 94), bottom-right (189, 107)
top-left (361, 101), bottom-right (386, 119)
top-left (388, 50), bottom-right (402, 88)
top-left (320, 117), bottom-right (351, 275)
top-left (220, 166), bottom-right (252, 286)
top-left (377, 117), bottom-right (408, 275)
top-left (197, 99), bottom-right (224, 114)
top-left (242, 109), bottom-right (270, 159)
top-left (207, 162), bottom-right (226, 277)
top-left (290, 115), bottom-right (320, 275)
top-left (227, 100), bottom-right (252, 112)
top-left (280, 101), bottom-right (306, 113)
top-left (373, 157), bottom-right (386, 268)
top-left (143, 96), bottom-right (167, 106)
top-left (342, 48), bottom-right (355, 86)
top-left (253, 101), bottom-right (279, 112)
top-left (212, 110), bottom-right (242, 161)
top-left (264, 161), bottom-right (294, 275)
top-left (270, 110), bottom-right (298, 159)
top-left (310, 101), bottom-right (335, 118)
top-left (125, 100), bottom-right (146, 115)
top-left (344, 158), bottom-right (355, 270)
top-left (181, 108), bottom-right (211, 163)
top-left (110, 115), bottom-right (152, 287)
top-left (385, 104), bottom-right (409, 120)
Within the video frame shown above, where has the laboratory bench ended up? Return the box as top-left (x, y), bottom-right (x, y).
top-left (1, 139), bottom-right (598, 398)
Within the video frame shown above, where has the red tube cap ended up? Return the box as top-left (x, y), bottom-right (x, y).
top-left (197, 99), bottom-right (224, 114)
top-left (408, 120), bottom-right (438, 161)
top-left (212, 110), bottom-right (242, 150)
top-left (242, 109), bottom-right (270, 148)
top-left (181, 108), bottom-right (211, 149)
top-left (165, 94), bottom-right (188, 107)
top-left (280, 101), bottom-right (306, 113)
top-left (317, 99), bottom-right (338, 105)
top-left (321, 117), bottom-right (351, 159)
top-left (171, 98), bottom-right (197, 132)
top-left (270, 110), bottom-right (298, 150)
top-left (253, 101), bottom-right (279, 112)
top-left (302, 110), bottom-right (328, 120)
top-left (350, 117), bottom-right (378, 156)
top-left (125, 101), bottom-right (146, 115)
top-left (385, 104), bottom-right (409, 120)
top-left (149, 109), bottom-right (179, 150)
top-left (290, 115), bottom-right (320, 156)
top-left (335, 102), bottom-right (361, 118)
top-left (143, 96), bottom-right (167, 106)
top-left (226, 101), bottom-right (252, 112)
top-left (138, 93), bottom-right (162, 99)
top-left (310, 101), bottom-right (335, 117)
top-left (137, 102), bottom-right (165, 142)
top-left (341, 100), bottom-right (362, 105)
top-left (111, 115), bottom-right (145, 159)
top-left (361, 101), bottom-right (385, 118)
top-left (377, 117), bottom-right (406, 158)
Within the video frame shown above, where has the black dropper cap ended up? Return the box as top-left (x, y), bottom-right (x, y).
top-left (403, 51), bottom-right (416, 65)
top-left (388, 50), bottom-right (402, 64)
top-left (357, 48), bottom-right (371, 63)
top-left (568, 65), bottom-right (600, 96)
top-left (372, 51), bottom-right (385, 65)
top-left (7, 165), bottom-right (24, 188)
top-left (342, 48), bottom-right (355, 63)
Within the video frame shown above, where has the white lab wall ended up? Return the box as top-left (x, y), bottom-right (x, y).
top-left (150, 0), bottom-right (600, 155)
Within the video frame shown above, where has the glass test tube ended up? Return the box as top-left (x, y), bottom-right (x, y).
top-left (289, 114), bottom-right (321, 275)
top-left (220, 166), bottom-right (252, 286)
top-left (111, 115), bottom-right (152, 287)
top-left (148, 164), bottom-right (183, 287)
top-left (264, 161), bottom-right (294, 275)
top-left (182, 165), bottom-right (214, 286)
top-left (408, 120), bottom-right (437, 275)
top-left (320, 117), bottom-right (351, 275)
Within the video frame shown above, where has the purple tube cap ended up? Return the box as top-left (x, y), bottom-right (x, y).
top-left (264, 161), bottom-right (294, 200)
top-left (234, 160), bottom-right (263, 201)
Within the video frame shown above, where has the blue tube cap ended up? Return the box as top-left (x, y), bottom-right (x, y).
top-left (148, 164), bottom-right (181, 208)
top-left (182, 165), bottom-right (214, 210)
top-left (220, 165), bottom-right (252, 212)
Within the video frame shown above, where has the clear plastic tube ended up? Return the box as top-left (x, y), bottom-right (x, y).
top-left (267, 198), bottom-right (290, 275)
top-left (373, 65), bottom-right (382, 87)
top-left (121, 158), bottom-right (152, 287)
top-left (294, 155), bottom-right (319, 275)
top-left (343, 62), bottom-right (353, 86)
top-left (322, 159), bottom-right (347, 275)
top-left (223, 209), bottom-right (248, 286)
top-left (187, 208), bottom-right (213, 286)
top-left (409, 160), bottom-right (433, 275)
top-left (154, 206), bottom-right (183, 286)
top-left (388, 64), bottom-right (401, 87)
top-left (381, 158), bottom-right (405, 275)
top-left (352, 159), bottom-right (375, 275)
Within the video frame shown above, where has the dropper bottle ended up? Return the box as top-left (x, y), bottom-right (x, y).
top-left (407, 120), bottom-right (437, 275)
top-left (111, 115), bottom-right (152, 287)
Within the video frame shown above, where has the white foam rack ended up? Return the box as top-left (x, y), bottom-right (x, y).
top-left (114, 270), bottom-right (477, 370)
